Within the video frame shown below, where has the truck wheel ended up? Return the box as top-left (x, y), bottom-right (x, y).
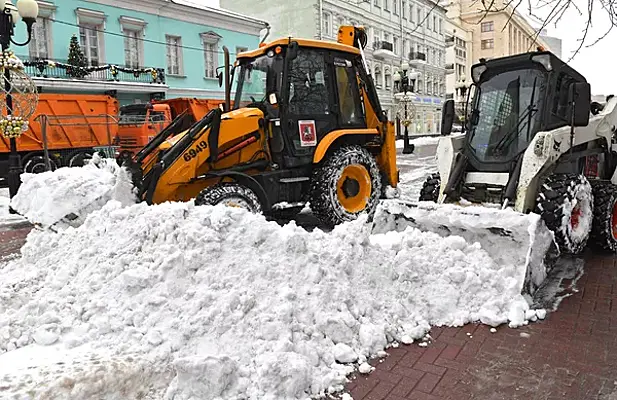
top-left (589, 182), bottom-right (617, 252)
top-left (309, 145), bottom-right (381, 227)
top-left (68, 151), bottom-right (94, 167)
top-left (24, 155), bottom-right (57, 174)
top-left (534, 173), bottom-right (593, 254)
top-left (419, 173), bottom-right (441, 202)
top-left (194, 182), bottom-right (262, 213)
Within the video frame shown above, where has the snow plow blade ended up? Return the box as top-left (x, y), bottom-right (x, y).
top-left (373, 201), bottom-right (558, 296)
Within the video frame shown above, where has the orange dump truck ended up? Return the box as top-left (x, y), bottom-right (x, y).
top-left (0, 93), bottom-right (118, 177)
top-left (116, 98), bottom-right (225, 158)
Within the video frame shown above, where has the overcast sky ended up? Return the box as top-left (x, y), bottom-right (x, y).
top-left (187, 0), bottom-right (616, 96)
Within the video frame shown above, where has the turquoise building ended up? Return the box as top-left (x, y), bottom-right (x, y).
top-left (13, 0), bottom-right (268, 105)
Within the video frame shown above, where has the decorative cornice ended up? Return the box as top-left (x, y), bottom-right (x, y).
top-left (83, 0), bottom-right (267, 35)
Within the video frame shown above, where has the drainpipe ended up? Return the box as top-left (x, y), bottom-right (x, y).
top-left (319, 0), bottom-right (323, 40)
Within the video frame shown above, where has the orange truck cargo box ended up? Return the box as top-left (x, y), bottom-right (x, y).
top-left (0, 94), bottom-right (119, 154)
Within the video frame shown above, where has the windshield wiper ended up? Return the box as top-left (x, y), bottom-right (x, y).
top-left (493, 77), bottom-right (538, 154)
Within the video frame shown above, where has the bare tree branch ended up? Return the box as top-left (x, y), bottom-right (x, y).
top-left (471, 0), bottom-right (617, 61)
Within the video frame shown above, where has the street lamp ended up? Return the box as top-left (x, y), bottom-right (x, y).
top-left (393, 61), bottom-right (418, 155)
top-left (0, 0), bottom-right (38, 212)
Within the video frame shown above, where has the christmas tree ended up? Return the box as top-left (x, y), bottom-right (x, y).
top-left (66, 34), bottom-right (88, 78)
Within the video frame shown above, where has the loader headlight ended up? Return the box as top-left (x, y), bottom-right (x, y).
top-left (534, 135), bottom-right (545, 156)
top-left (531, 54), bottom-right (553, 71)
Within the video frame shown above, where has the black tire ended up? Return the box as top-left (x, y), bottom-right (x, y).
top-left (194, 182), bottom-right (262, 213)
top-left (309, 145), bottom-right (382, 227)
top-left (419, 173), bottom-right (441, 202)
top-left (23, 155), bottom-right (58, 174)
top-left (589, 182), bottom-right (617, 252)
top-left (534, 173), bottom-right (593, 254)
top-left (68, 150), bottom-right (94, 167)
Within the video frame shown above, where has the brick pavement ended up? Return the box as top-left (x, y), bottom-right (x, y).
top-left (345, 254), bottom-right (617, 400)
top-left (1, 225), bottom-right (616, 399)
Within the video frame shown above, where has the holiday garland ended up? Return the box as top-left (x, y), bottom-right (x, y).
top-left (24, 59), bottom-right (166, 84)
top-left (0, 51), bottom-right (31, 139)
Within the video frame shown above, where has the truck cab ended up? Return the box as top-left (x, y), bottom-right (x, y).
top-left (116, 103), bottom-right (172, 158)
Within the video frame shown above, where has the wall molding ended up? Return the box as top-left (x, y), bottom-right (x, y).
top-left (83, 0), bottom-right (267, 36)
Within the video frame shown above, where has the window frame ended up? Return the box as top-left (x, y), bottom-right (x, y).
top-left (481, 21), bottom-right (494, 33)
top-left (481, 39), bottom-right (494, 50)
top-left (201, 31), bottom-right (222, 79)
top-left (165, 34), bottom-right (183, 76)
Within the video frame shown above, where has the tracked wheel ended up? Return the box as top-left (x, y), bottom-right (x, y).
top-left (309, 145), bottom-right (381, 227)
top-left (195, 182), bottom-right (262, 213)
top-left (534, 173), bottom-right (593, 254)
top-left (589, 182), bottom-right (617, 252)
top-left (419, 173), bottom-right (441, 202)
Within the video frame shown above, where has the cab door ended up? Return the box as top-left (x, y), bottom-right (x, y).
top-left (282, 47), bottom-right (338, 167)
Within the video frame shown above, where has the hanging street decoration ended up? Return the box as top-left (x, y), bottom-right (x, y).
top-left (0, 53), bottom-right (38, 140)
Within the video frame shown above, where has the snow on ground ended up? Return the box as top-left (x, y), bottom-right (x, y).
top-left (10, 155), bottom-right (136, 228)
top-left (0, 187), bottom-right (26, 225)
top-left (0, 199), bottom-right (547, 399)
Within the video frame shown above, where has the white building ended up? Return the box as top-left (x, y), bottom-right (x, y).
top-left (220, 0), bottom-right (448, 135)
top-left (443, 4), bottom-right (473, 123)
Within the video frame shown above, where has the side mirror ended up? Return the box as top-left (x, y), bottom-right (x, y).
top-left (217, 71), bottom-right (223, 87)
top-left (569, 82), bottom-right (591, 126)
top-left (441, 99), bottom-right (455, 136)
top-left (269, 93), bottom-right (278, 105)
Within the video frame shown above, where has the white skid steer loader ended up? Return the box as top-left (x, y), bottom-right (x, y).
top-left (376, 50), bottom-right (617, 295)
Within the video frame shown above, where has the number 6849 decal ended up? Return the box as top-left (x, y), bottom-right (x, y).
top-left (183, 140), bottom-right (208, 162)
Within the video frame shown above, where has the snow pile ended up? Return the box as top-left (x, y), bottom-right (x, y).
top-left (10, 155), bottom-right (137, 228)
top-left (0, 201), bottom-right (547, 399)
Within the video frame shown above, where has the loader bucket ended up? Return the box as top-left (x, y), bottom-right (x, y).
top-left (373, 201), bottom-right (558, 296)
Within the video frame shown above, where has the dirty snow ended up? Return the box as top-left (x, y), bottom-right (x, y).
top-left (0, 197), bottom-right (549, 399)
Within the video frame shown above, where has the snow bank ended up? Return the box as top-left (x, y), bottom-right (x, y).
top-left (10, 155), bottom-right (137, 228)
top-left (0, 200), bottom-right (547, 399)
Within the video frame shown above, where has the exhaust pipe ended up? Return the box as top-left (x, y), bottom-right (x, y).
top-left (223, 46), bottom-right (231, 112)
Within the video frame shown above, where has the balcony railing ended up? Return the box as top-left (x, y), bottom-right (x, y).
top-left (373, 40), bottom-right (394, 52)
top-left (445, 36), bottom-right (455, 47)
top-left (409, 51), bottom-right (426, 61)
top-left (445, 63), bottom-right (455, 70)
top-left (23, 58), bottom-right (166, 85)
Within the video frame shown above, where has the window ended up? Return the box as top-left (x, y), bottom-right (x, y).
top-left (373, 29), bottom-right (379, 46)
top-left (384, 32), bottom-right (390, 42)
top-left (79, 25), bottom-right (102, 66)
top-left (288, 49), bottom-right (330, 116)
top-left (166, 35), bottom-right (182, 75)
top-left (409, 4), bottom-right (414, 22)
top-left (427, 14), bottom-right (431, 30)
top-left (439, 18), bottom-right (442, 34)
top-left (481, 21), bottom-right (494, 32)
top-left (335, 60), bottom-right (364, 126)
top-left (433, 16), bottom-right (437, 32)
top-left (393, 0), bottom-right (398, 15)
top-left (374, 0), bottom-right (380, 7)
top-left (123, 29), bottom-right (141, 68)
top-left (322, 12), bottom-right (331, 36)
top-left (375, 64), bottom-right (382, 88)
top-left (417, 8), bottom-right (422, 24)
top-left (402, 1), bottom-right (406, 19)
top-left (384, 0), bottom-right (389, 11)
top-left (120, 17), bottom-right (146, 69)
top-left (393, 36), bottom-right (399, 54)
top-left (201, 32), bottom-right (221, 79)
top-left (29, 17), bottom-right (51, 59)
top-left (481, 39), bottom-right (494, 50)
top-left (403, 39), bottom-right (408, 56)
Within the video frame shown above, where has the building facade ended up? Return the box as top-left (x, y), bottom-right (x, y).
top-left (443, 9), bottom-right (473, 117)
top-left (539, 28), bottom-right (562, 59)
top-left (15, 0), bottom-right (267, 105)
top-left (221, 0), bottom-right (448, 136)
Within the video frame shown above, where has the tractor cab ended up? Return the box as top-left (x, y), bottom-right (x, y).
top-left (230, 37), bottom-right (382, 169)
top-left (442, 51), bottom-right (591, 173)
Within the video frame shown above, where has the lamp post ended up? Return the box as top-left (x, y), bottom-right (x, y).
top-left (0, 0), bottom-right (38, 212)
top-left (393, 61), bottom-right (418, 155)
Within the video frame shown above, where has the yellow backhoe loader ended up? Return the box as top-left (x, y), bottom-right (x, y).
top-left (121, 26), bottom-right (398, 227)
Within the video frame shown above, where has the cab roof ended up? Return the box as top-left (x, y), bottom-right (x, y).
top-left (237, 37), bottom-right (360, 59)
